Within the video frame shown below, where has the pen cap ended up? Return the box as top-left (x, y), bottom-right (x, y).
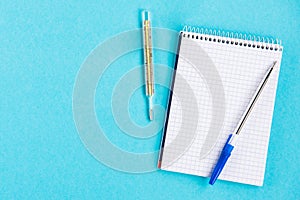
top-left (209, 134), bottom-right (234, 185)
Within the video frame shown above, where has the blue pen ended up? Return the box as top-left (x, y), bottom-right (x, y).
top-left (209, 61), bottom-right (277, 185)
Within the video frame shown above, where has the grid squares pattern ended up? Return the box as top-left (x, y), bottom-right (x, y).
top-left (160, 31), bottom-right (283, 186)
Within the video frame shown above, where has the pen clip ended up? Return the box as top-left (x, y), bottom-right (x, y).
top-left (209, 134), bottom-right (234, 185)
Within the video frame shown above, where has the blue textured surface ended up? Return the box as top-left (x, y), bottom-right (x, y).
top-left (0, 0), bottom-right (299, 199)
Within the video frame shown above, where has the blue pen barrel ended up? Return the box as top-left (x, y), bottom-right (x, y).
top-left (209, 134), bottom-right (234, 185)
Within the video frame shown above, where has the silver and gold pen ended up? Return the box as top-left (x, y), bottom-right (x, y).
top-left (142, 10), bottom-right (154, 120)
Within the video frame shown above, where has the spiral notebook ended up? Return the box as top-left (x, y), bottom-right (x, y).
top-left (158, 26), bottom-right (283, 186)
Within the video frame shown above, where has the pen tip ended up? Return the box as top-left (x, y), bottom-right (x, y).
top-left (149, 109), bottom-right (153, 121)
top-left (272, 61), bottom-right (277, 68)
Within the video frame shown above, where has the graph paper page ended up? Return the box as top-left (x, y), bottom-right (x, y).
top-left (160, 31), bottom-right (283, 186)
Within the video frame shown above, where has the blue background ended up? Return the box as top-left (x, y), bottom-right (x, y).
top-left (1, 0), bottom-right (299, 199)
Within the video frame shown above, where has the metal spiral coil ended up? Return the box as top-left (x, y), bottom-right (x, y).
top-left (182, 25), bottom-right (282, 51)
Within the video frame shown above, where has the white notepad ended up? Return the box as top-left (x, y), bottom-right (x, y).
top-left (158, 26), bottom-right (283, 186)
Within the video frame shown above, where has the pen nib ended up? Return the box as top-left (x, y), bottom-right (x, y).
top-left (149, 109), bottom-right (153, 121)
